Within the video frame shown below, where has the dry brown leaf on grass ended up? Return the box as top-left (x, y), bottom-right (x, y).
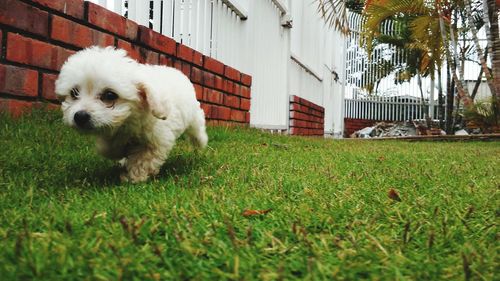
top-left (242, 209), bottom-right (272, 217)
top-left (388, 188), bottom-right (402, 202)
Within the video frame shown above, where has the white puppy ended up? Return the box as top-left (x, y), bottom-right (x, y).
top-left (55, 46), bottom-right (208, 183)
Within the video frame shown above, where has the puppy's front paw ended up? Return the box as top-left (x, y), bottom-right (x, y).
top-left (120, 171), bottom-right (150, 183)
top-left (120, 163), bottom-right (157, 183)
top-left (120, 172), bottom-right (130, 183)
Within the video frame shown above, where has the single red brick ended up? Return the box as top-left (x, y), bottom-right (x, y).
top-left (292, 112), bottom-right (309, 121)
top-left (232, 84), bottom-right (241, 96)
top-left (159, 55), bottom-right (174, 67)
top-left (177, 44), bottom-right (193, 62)
top-left (0, 30), bottom-right (2, 50)
top-left (209, 105), bottom-right (219, 119)
top-left (224, 95), bottom-right (240, 109)
top-left (29, 0), bottom-right (84, 19)
top-left (87, 2), bottom-right (138, 40)
top-left (181, 62), bottom-right (191, 78)
top-left (224, 80), bottom-right (234, 94)
top-left (192, 50), bottom-right (203, 66)
top-left (7, 33), bottom-right (74, 71)
top-left (117, 40), bottom-right (141, 61)
top-left (203, 56), bottom-right (224, 75)
top-left (174, 60), bottom-right (182, 71)
top-left (0, 99), bottom-right (34, 117)
top-left (203, 71), bottom-right (215, 88)
top-left (240, 86), bottom-right (250, 98)
top-left (214, 75), bottom-right (224, 91)
top-left (194, 84), bottom-right (203, 101)
top-left (0, 64), bottom-right (38, 97)
top-left (201, 87), bottom-right (209, 102)
top-left (240, 73), bottom-right (252, 86)
top-left (217, 106), bottom-right (231, 120)
top-left (200, 103), bottom-right (211, 118)
top-left (41, 73), bottom-right (57, 101)
top-left (139, 48), bottom-right (159, 65)
top-left (0, 0), bottom-right (49, 37)
top-left (204, 88), bottom-right (222, 104)
top-left (190, 67), bottom-right (202, 84)
top-left (139, 26), bottom-right (176, 55)
top-left (51, 15), bottom-right (114, 48)
top-left (224, 65), bottom-right (240, 81)
top-left (240, 98), bottom-right (250, 111)
top-left (230, 109), bottom-right (246, 122)
top-left (245, 112), bottom-right (250, 123)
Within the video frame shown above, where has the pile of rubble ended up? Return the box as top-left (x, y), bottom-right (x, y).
top-left (350, 119), bottom-right (499, 138)
top-left (350, 121), bottom-right (445, 138)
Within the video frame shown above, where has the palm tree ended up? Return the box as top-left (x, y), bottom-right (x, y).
top-left (317, 0), bottom-right (498, 123)
top-left (361, 0), bottom-right (474, 105)
top-left (316, 0), bottom-right (351, 34)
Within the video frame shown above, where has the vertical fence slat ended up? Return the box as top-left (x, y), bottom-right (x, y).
top-left (113, 0), bottom-right (123, 15)
top-left (152, 0), bottom-right (161, 32)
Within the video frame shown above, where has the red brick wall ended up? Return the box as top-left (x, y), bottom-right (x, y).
top-left (0, 0), bottom-right (251, 123)
top-left (344, 118), bottom-right (382, 137)
top-left (289, 95), bottom-right (324, 136)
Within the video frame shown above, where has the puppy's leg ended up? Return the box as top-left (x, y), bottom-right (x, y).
top-left (120, 146), bottom-right (169, 183)
top-left (186, 108), bottom-right (208, 148)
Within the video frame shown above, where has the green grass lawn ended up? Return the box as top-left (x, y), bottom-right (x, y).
top-left (0, 112), bottom-right (498, 280)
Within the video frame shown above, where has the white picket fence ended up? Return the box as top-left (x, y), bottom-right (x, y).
top-left (88, 0), bottom-right (346, 136)
top-left (344, 12), bottom-right (445, 121)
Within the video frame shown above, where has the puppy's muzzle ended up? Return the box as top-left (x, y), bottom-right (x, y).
top-left (74, 110), bottom-right (93, 129)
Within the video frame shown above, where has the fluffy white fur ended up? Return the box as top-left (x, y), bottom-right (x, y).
top-left (55, 46), bottom-right (208, 183)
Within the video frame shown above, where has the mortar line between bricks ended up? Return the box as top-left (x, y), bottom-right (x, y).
top-left (193, 83), bottom-right (249, 97)
top-left (83, 1), bottom-right (89, 22)
top-left (0, 24), bottom-right (81, 52)
top-left (37, 72), bottom-right (43, 100)
top-left (1, 30), bottom-right (6, 60)
top-left (200, 101), bottom-right (246, 111)
top-left (47, 13), bottom-right (52, 40)
top-left (0, 92), bottom-right (39, 102)
top-left (0, 60), bottom-right (59, 75)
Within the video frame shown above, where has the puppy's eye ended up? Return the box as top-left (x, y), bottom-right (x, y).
top-left (101, 90), bottom-right (118, 102)
top-left (70, 88), bottom-right (79, 99)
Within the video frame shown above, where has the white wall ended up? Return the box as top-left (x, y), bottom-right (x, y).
top-left (212, 0), bottom-right (291, 129)
top-left (288, 1), bottom-right (345, 135)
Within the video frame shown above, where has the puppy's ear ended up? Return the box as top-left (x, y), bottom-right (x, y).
top-left (137, 83), bottom-right (170, 120)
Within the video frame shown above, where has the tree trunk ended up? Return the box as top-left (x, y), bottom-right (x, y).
top-left (446, 64), bottom-right (455, 133)
top-left (471, 47), bottom-right (489, 100)
top-left (465, 0), bottom-right (495, 97)
top-left (438, 12), bottom-right (472, 106)
top-left (486, 0), bottom-right (500, 121)
top-left (438, 66), bottom-right (445, 128)
top-left (471, 67), bottom-right (484, 101)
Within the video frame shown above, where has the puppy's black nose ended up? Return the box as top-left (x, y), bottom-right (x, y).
top-left (74, 110), bottom-right (91, 127)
